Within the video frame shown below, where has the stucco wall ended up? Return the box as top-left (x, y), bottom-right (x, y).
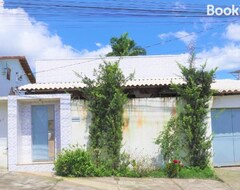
top-left (212, 95), bottom-right (240, 108)
top-left (0, 59), bottom-right (30, 96)
top-left (122, 98), bottom-right (176, 163)
top-left (71, 97), bottom-right (176, 165)
top-left (0, 101), bottom-right (7, 168)
top-left (71, 100), bottom-right (90, 147)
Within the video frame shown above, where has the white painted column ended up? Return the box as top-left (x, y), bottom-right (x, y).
top-left (7, 96), bottom-right (18, 171)
top-left (60, 95), bottom-right (71, 149)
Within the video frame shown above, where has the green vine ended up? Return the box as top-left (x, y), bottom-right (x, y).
top-left (82, 60), bottom-right (133, 171)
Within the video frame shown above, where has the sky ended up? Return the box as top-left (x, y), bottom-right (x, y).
top-left (1, 0), bottom-right (240, 79)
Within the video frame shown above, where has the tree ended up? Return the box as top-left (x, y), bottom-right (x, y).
top-left (82, 60), bottom-right (133, 171)
top-left (156, 52), bottom-right (216, 169)
top-left (106, 33), bottom-right (146, 56)
top-left (174, 53), bottom-right (216, 168)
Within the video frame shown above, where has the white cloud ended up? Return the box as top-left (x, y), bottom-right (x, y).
top-left (158, 31), bottom-right (197, 45)
top-left (0, 4), bottom-right (111, 69)
top-left (0, 0), bottom-right (4, 7)
top-left (196, 43), bottom-right (240, 71)
top-left (158, 33), bottom-right (171, 39)
top-left (193, 23), bottom-right (240, 71)
top-left (95, 42), bottom-right (102, 47)
top-left (175, 31), bottom-right (197, 45)
top-left (224, 23), bottom-right (240, 42)
top-left (80, 45), bottom-right (112, 57)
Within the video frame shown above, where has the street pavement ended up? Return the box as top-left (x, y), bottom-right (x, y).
top-left (0, 169), bottom-right (235, 190)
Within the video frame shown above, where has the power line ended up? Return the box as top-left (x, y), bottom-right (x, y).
top-left (144, 19), bottom-right (239, 49)
top-left (17, 17), bottom-right (238, 78)
top-left (3, 1), bottom-right (236, 20)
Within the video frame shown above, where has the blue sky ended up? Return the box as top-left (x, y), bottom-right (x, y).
top-left (1, 0), bottom-right (240, 78)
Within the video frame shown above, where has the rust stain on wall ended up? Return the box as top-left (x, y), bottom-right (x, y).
top-left (123, 116), bottom-right (129, 132)
top-left (137, 116), bottom-right (143, 128)
top-left (171, 106), bottom-right (177, 116)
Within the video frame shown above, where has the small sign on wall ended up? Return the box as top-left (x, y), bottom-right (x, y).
top-left (72, 117), bottom-right (80, 122)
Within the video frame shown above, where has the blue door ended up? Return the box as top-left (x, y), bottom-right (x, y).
top-left (211, 109), bottom-right (240, 166)
top-left (32, 106), bottom-right (49, 161)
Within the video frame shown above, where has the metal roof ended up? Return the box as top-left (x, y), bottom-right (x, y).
top-left (19, 78), bottom-right (184, 91)
top-left (211, 79), bottom-right (240, 94)
top-left (35, 55), bottom-right (187, 83)
top-left (19, 78), bottom-right (240, 94)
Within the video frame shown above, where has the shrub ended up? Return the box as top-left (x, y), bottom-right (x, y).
top-left (131, 157), bottom-right (157, 177)
top-left (54, 146), bottom-right (98, 177)
top-left (165, 160), bottom-right (183, 178)
top-left (155, 117), bottom-right (180, 163)
top-left (115, 153), bottom-right (158, 177)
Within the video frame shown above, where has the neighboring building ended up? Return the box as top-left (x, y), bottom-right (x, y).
top-left (1, 55), bottom-right (240, 172)
top-left (0, 56), bottom-right (35, 96)
top-left (0, 56), bottom-right (35, 169)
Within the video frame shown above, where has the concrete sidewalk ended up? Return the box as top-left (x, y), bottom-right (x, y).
top-left (0, 169), bottom-right (231, 190)
top-left (215, 167), bottom-right (240, 190)
top-left (62, 177), bottom-right (231, 190)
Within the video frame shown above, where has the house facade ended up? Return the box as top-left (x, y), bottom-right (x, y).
top-left (1, 55), bottom-right (240, 171)
top-left (0, 56), bottom-right (35, 169)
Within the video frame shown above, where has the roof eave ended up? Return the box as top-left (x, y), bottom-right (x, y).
top-left (0, 56), bottom-right (35, 83)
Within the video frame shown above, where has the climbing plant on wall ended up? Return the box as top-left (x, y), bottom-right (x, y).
top-left (156, 52), bottom-right (216, 169)
top-left (82, 60), bottom-right (133, 171)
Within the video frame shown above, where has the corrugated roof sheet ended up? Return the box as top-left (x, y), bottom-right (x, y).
top-left (212, 79), bottom-right (240, 93)
top-left (19, 81), bottom-right (85, 90)
top-left (35, 55), bottom-right (187, 83)
top-left (19, 78), bottom-right (240, 94)
top-left (19, 78), bottom-right (185, 91)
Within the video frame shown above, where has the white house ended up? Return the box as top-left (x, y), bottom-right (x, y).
top-left (1, 55), bottom-right (240, 172)
top-left (0, 56), bottom-right (35, 169)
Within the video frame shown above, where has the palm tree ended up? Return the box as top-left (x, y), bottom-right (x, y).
top-left (106, 33), bottom-right (146, 56)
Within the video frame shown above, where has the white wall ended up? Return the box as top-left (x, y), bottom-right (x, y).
top-left (70, 97), bottom-right (176, 166)
top-left (212, 95), bottom-right (240, 108)
top-left (0, 101), bottom-right (7, 168)
top-left (0, 59), bottom-right (30, 96)
top-left (71, 100), bottom-right (90, 147)
top-left (122, 98), bottom-right (175, 164)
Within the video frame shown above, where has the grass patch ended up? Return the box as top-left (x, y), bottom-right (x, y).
top-left (137, 167), bottom-right (218, 179)
top-left (148, 169), bottom-right (166, 178)
top-left (178, 167), bottom-right (218, 179)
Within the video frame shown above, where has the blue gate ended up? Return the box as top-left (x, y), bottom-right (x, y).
top-left (211, 108), bottom-right (240, 166)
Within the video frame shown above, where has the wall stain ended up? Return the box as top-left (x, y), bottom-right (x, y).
top-left (123, 117), bottom-right (129, 132)
top-left (171, 106), bottom-right (177, 116)
top-left (137, 111), bottom-right (143, 128)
